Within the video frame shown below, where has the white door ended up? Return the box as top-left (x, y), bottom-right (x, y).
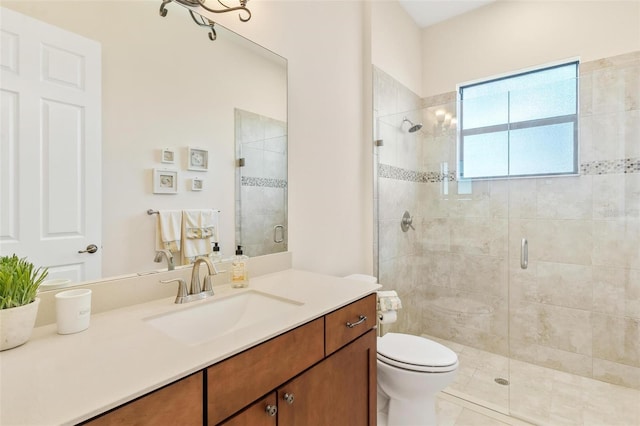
top-left (0, 7), bottom-right (102, 283)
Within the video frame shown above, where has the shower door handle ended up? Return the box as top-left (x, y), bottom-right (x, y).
top-left (274, 225), bottom-right (284, 243)
top-left (520, 238), bottom-right (528, 270)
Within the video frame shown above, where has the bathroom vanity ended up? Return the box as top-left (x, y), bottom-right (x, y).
top-left (0, 269), bottom-right (379, 425)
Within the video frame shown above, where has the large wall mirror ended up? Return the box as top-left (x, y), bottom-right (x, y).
top-left (0, 1), bottom-right (287, 288)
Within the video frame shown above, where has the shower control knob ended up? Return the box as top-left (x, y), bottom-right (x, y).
top-left (401, 211), bottom-right (415, 232)
top-left (78, 244), bottom-right (98, 254)
top-left (265, 404), bottom-right (278, 416)
top-left (283, 393), bottom-right (295, 404)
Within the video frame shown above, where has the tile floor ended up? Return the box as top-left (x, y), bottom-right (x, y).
top-left (436, 393), bottom-right (529, 426)
top-left (429, 335), bottom-right (640, 426)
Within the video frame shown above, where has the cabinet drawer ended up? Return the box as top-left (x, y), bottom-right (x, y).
top-left (83, 372), bottom-right (203, 426)
top-left (207, 318), bottom-right (324, 425)
top-left (325, 294), bottom-right (376, 355)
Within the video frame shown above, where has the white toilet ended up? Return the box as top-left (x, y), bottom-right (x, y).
top-left (344, 274), bottom-right (459, 426)
top-left (377, 332), bottom-right (458, 426)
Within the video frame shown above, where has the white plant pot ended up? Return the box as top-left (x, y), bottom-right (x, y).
top-left (0, 298), bottom-right (40, 351)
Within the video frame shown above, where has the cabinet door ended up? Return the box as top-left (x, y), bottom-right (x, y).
top-left (220, 393), bottom-right (277, 426)
top-left (84, 372), bottom-right (203, 426)
top-left (207, 318), bottom-right (324, 424)
top-left (277, 329), bottom-right (376, 426)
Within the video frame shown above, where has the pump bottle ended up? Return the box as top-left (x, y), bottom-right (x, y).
top-left (231, 245), bottom-right (249, 288)
top-left (211, 242), bottom-right (222, 263)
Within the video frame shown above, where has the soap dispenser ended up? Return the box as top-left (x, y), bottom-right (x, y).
top-left (211, 242), bottom-right (222, 263)
top-left (231, 245), bottom-right (249, 288)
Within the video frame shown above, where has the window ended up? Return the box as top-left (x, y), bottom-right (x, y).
top-left (458, 61), bottom-right (579, 179)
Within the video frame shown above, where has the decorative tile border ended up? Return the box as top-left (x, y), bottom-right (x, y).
top-left (241, 176), bottom-right (288, 188)
top-left (379, 157), bottom-right (639, 183)
top-left (378, 163), bottom-right (456, 183)
top-left (580, 158), bottom-right (640, 175)
top-left (421, 91), bottom-right (457, 109)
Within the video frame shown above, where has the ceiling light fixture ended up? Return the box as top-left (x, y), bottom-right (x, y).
top-left (160, 0), bottom-right (251, 41)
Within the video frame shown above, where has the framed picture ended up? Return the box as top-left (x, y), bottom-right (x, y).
top-left (161, 148), bottom-right (175, 164)
top-left (191, 178), bottom-right (204, 191)
top-left (153, 168), bottom-right (178, 194)
top-left (187, 147), bottom-right (209, 171)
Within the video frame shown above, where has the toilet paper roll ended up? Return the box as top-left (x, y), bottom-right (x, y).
top-left (378, 310), bottom-right (397, 324)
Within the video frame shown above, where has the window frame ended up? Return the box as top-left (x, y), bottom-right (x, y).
top-left (457, 59), bottom-right (580, 180)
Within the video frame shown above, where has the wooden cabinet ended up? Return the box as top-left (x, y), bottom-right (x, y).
top-left (84, 294), bottom-right (376, 426)
top-left (83, 372), bottom-right (203, 426)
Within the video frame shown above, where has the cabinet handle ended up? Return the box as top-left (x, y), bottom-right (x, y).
top-left (265, 404), bottom-right (278, 417)
top-left (346, 315), bottom-right (367, 328)
top-left (283, 393), bottom-right (295, 405)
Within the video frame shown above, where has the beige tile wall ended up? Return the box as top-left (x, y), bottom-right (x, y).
top-left (374, 50), bottom-right (640, 390)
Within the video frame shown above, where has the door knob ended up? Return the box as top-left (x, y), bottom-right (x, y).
top-left (78, 244), bottom-right (98, 254)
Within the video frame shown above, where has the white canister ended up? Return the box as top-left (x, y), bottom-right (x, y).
top-left (55, 289), bottom-right (92, 334)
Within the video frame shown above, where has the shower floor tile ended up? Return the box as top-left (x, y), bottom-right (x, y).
top-left (424, 334), bottom-right (640, 426)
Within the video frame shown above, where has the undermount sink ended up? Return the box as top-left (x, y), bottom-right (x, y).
top-left (145, 290), bottom-right (304, 345)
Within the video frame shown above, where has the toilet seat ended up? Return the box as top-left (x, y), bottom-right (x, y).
top-left (377, 333), bottom-right (458, 373)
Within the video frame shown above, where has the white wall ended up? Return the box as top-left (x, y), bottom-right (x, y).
top-left (422, 0), bottom-right (640, 97)
top-left (371, 1), bottom-right (423, 97)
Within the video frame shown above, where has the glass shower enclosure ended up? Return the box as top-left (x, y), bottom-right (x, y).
top-left (374, 53), bottom-right (640, 424)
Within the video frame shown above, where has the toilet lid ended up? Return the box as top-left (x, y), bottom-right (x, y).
top-left (377, 333), bottom-right (458, 373)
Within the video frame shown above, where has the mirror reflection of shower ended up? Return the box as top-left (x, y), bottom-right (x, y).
top-left (402, 116), bottom-right (423, 133)
top-left (234, 108), bottom-right (288, 258)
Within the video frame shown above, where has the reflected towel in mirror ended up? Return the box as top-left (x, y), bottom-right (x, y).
top-left (181, 209), bottom-right (219, 264)
top-left (156, 210), bottom-right (182, 253)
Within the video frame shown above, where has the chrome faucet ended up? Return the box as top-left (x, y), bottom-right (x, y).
top-left (154, 249), bottom-right (175, 271)
top-left (160, 257), bottom-right (218, 304)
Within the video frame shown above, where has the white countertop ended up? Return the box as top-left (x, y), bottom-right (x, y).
top-left (0, 269), bottom-right (380, 425)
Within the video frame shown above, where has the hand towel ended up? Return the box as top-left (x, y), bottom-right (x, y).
top-left (184, 209), bottom-right (219, 241)
top-left (377, 290), bottom-right (403, 312)
top-left (156, 210), bottom-right (182, 253)
top-left (181, 209), bottom-right (219, 264)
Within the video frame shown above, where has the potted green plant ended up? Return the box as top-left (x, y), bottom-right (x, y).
top-left (0, 255), bottom-right (48, 351)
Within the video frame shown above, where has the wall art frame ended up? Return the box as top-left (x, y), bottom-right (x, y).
top-left (187, 146), bottom-right (209, 171)
top-left (153, 168), bottom-right (178, 194)
top-left (191, 178), bottom-right (204, 191)
top-left (161, 148), bottom-right (175, 164)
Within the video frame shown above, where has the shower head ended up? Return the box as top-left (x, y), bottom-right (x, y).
top-left (402, 117), bottom-right (423, 133)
